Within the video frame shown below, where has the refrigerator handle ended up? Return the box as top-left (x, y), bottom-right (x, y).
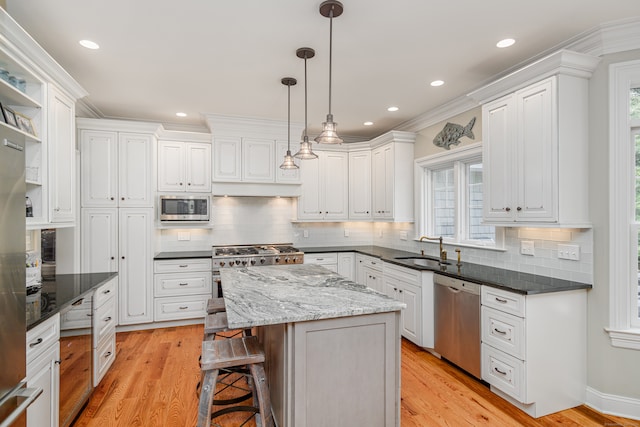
top-left (0, 384), bottom-right (43, 427)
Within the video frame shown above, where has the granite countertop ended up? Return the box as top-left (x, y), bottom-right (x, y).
top-left (28, 272), bottom-right (118, 330)
top-left (220, 264), bottom-right (405, 329)
top-left (154, 250), bottom-right (213, 260)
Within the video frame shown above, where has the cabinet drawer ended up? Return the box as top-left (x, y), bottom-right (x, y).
top-left (60, 297), bottom-right (92, 330)
top-left (356, 254), bottom-right (382, 271)
top-left (482, 344), bottom-right (526, 403)
top-left (383, 262), bottom-right (420, 283)
top-left (94, 277), bottom-right (117, 308)
top-left (154, 258), bottom-right (212, 273)
top-left (94, 297), bottom-right (117, 348)
top-left (304, 253), bottom-right (338, 265)
top-left (94, 335), bottom-right (116, 387)
top-left (481, 286), bottom-right (525, 317)
top-left (481, 306), bottom-right (525, 359)
top-left (154, 272), bottom-right (212, 297)
top-left (154, 295), bottom-right (209, 321)
top-left (27, 313), bottom-right (60, 364)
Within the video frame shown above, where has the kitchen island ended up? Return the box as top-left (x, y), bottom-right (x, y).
top-left (220, 264), bottom-right (405, 427)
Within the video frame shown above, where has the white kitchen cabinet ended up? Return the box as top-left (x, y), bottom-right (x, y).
top-left (93, 277), bottom-right (117, 386)
top-left (473, 51), bottom-right (599, 227)
top-left (26, 313), bottom-right (60, 427)
top-left (304, 252), bottom-right (338, 273)
top-left (355, 254), bottom-right (383, 293)
top-left (158, 140), bottom-right (211, 192)
top-left (337, 252), bottom-right (355, 281)
top-left (243, 138), bottom-right (275, 182)
top-left (348, 150), bottom-right (372, 220)
top-left (48, 85), bottom-right (75, 223)
top-left (480, 285), bottom-right (587, 417)
top-left (81, 209), bottom-right (118, 273)
top-left (370, 132), bottom-right (415, 222)
top-left (298, 150), bottom-right (348, 221)
top-left (80, 129), bottom-right (154, 208)
top-left (153, 258), bottom-right (213, 322)
top-left (212, 137), bottom-right (242, 182)
top-left (382, 265), bottom-right (421, 345)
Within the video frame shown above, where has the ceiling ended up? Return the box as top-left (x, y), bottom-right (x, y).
top-left (5, 0), bottom-right (640, 141)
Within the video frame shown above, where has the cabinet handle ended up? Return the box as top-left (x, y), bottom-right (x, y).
top-left (505, 207), bottom-right (511, 212)
top-left (516, 207), bottom-right (522, 211)
top-left (104, 316), bottom-right (112, 322)
top-left (494, 367), bottom-right (507, 376)
top-left (86, 313), bottom-right (93, 317)
top-left (179, 283), bottom-right (188, 286)
top-left (104, 351), bottom-right (112, 358)
top-left (179, 264), bottom-right (188, 268)
top-left (72, 298), bottom-right (84, 306)
top-left (495, 297), bottom-right (508, 303)
top-left (103, 289), bottom-right (111, 294)
top-left (55, 360), bottom-right (61, 365)
top-left (493, 328), bottom-right (507, 335)
top-left (179, 306), bottom-right (188, 310)
top-left (29, 338), bottom-right (43, 348)
top-left (316, 258), bottom-right (324, 261)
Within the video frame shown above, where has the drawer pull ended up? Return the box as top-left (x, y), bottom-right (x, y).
top-left (72, 298), bottom-right (84, 306)
top-left (103, 289), bottom-right (111, 294)
top-left (495, 297), bottom-right (508, 303)
top-left (494, 367), bottom-right (507, 376)
top-left (87, 313), bottom-right (93, 317)
top-left (179, 283), bottom-right (189, 286)
top-left (371, 262), bottom-right (377, 265)
top-left (493, 328), bottom-right (507, 335)
top-left (104, 316), bottom-right (112, 322)
top-left (179, 306), bottom-right (188, 310)
top-left (179, 264), bottom-right (188, 268)
top-left (316, 258), bottom-right (324, 261)
top-left (29, 338), bottom-right (43, 348)
top-left (104, 351), bottom-right (112, 358)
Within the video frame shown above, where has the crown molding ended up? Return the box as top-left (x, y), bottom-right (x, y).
top-left (205, 113), bottom-right (304, 140)
top-left (76, 117), bottom-right (162, 134)
top-left (393, 96), bottom-right (479, 134)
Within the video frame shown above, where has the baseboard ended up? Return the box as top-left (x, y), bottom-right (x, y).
top-left (585, 387), bottom-right (640, 421)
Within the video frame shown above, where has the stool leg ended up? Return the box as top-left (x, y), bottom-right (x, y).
top-left (197, 369), bottom-right (219, 427)
top-left (249, 363), bottom-right (274, 427)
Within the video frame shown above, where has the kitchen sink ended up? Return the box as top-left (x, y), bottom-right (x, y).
top-left (394, 256), bottom-right (451, 268)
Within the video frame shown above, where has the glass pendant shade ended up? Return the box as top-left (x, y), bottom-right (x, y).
top-left (294, 136), bottom-right (318, 159)
top-left (280, 149), bottom-right (299, 169)
top-left (315, 113), bottom-right (343, 144)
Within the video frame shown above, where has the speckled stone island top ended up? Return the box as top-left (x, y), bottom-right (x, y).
top-left (220, 264), bottom-right (405, 330)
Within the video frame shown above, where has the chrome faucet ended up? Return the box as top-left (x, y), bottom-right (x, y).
top-left (418, 236), bottom-right (447, 262)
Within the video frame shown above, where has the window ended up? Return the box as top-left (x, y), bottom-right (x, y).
top-left (608, 61), bottom-right (640, 349)
top-left (416, 142), bottom-right (495, 247)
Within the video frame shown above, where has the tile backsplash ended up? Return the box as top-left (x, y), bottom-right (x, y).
top-left (157, 197), bottom-right (593, 284)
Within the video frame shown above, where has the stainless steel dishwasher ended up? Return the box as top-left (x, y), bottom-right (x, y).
top-left (434, 274), bottom-right (481, 378)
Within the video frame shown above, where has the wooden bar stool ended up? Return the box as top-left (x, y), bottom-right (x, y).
top-left (197, 336), bottom-right (274, 427)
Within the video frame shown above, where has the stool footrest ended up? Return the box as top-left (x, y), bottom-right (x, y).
top-left (204, 312), bottom-right (229, 334)
top-left (207, 297), bottom-right (226, 314)
top-left (201, 335), bottom-right (265, 370)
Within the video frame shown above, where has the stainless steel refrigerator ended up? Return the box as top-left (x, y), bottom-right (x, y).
top-left (0, 134), bottom-right (42, 426)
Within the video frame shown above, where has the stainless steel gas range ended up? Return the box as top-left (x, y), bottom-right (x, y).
top-left (211, 244), bottom-right (304, 296)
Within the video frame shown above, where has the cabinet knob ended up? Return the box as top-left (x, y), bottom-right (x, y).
top-left (110, 197), bottom-right (114, 200)
top-left (399, 289), bottom-right (403, 293)
top-left (180, 182), bottom-right (183, 186)
top-left (517, 206), bottom-right (522, 211)
top-left (505, 207), bottom-right (511, 212)
top-left (188, 183), bottom-right (191, 186)
top-left (366, 211), bottom-right (369, 214)
top-left (121, 197), bottom-right (125, 201)
top-left (110, 256), bottom-right (115, 260)
top-left (55, 360), bottom-right (62, 365)
top-left (121, 256), bottom-right (125, 260)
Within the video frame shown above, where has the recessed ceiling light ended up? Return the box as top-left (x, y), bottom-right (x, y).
top-left (430, 80), bottom-right (444, 87)
top-left (176, 112), bottom-right (187, 117)
top-left (496, 38), bottom-right (515, 48)
top-left (79, 39), bottom-right (100, 50)
top-left (387, 106), bottom-right (399, 112)
top-left (364, 121), bottom-right (373, 126)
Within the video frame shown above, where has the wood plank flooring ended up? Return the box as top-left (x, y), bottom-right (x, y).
top-left (73, 325), bottom-right (639, 427)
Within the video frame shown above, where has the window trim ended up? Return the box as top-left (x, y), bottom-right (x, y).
top-left (414, 142), bottom-right (500, 248)
top-left (607, 60), bottom-right (640, 349)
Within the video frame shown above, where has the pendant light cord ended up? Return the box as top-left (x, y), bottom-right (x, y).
top-left (287, 83), bottom-right (291, 150)
top-left (328, 6), bottom-right (333, 116)
top-left (304, 53), bottom-right (309, 138)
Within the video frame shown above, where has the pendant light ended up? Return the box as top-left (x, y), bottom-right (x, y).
top-left (294, 47), bottom-right (318, 160)
top-left (315, 0), bottom-right (343, 145)
top-left (279, 77), bottom-right (299, 170)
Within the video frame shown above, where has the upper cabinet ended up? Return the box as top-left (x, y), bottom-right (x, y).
top-left (469, 50), bottom-right (601, 227)
top-left (158, 140), bottom-right (211, 193)
top-left (79, 122), bottom-right (157, 208)
top-left (348, 149), bottom-right (372, 220)
top-left (298, 150), bottom-right (349, 221)
top-left (0, 9), bottom-right (87, 229)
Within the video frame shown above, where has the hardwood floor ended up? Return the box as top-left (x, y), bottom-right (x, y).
top-left (74, 325), bottom-right (639, 427)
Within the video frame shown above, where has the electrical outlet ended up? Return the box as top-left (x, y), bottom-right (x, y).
top-left (177, 232), bottom-right (190, 241)
top-left (558, 244), bottom-right (580, 261)
top-left (303, 229), bottom-right (309, 238)
top-left (378, 229), bottom-right (383, 238)
top-left (520, 240), bottom-right (535, 256)
top-left (400, 231), bottom-right (408, 241)
top-left (344, 228), bottom-right (349, 237)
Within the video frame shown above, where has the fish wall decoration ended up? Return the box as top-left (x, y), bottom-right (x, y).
top-left (433, 117), bottom-right (476, 150)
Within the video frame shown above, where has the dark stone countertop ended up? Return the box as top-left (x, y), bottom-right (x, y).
top-left (28, 272), bottom-right (118, 330)
top-left (154, 250), bottom-right (213, 260)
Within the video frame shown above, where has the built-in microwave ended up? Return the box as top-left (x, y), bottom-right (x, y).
top-left (159, 195), bottom-right (210, 221)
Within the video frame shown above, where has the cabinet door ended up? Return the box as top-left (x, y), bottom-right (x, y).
top-left (348, 151), bottom-right (372, 219)
top-left (80, 130), bottom-right (118, 208)
top-left (322, 151), bottom-right (349, 220)
top-left (119, 208), bottom-right (153, 325)
top-left (81, 208), bottom-right (118, 273)
top-left (185, 142), bottom-right (212, 192)
top-left (119, 133), bottom-right (153, 206)
top-left (399, 283), bottom-right (420, 345)
top-left (482, 95), bottom-right (515, 222)
top-left (243, 138), bottom-right (275, 182)
top-left (337, 252), bottom-right (355, 281)
top-left (26, 343), bottom-right (59, 427)
top-left (157, 141), bottom-right (186, 192)
top-left (515, 78), bottom-right (557, 222)
top-left (213, 137), bottom-right (242, 181)
top-left (363, 266), bottom-right (382, 293)
top-left (372, 146), bottom-right (390, 219)
top-left (298, 158), bottom-right (323, 220)
top-left (48, 85), bottom-right (75, 223)
top-left (276, 140), bottom-right (301, 183)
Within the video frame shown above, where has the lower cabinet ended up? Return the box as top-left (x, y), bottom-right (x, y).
top-left (303, 253), bottom-right (338, 273)
top-left (337, 252), bottom-right (355, 281)
top-left (480, 286), bottom-right (587, 418)
top-left (93, 278), bottom-right (117, 387)
top-left (26, 314), bottom-right (60, 427)
top-left (355, 254), bottom-right (383, 292)
top-left (153, 258), bottom-right (213, 322)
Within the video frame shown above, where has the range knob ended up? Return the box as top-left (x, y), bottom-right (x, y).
top-left (284, 257), bottom-right (290, 263)
top-left (235, 260), bottom-right (241, 266)
top-left (242, 260), bottom-right (247, 266)
top-left (260, 258), bottom-right (266, 264)
top-left (291, 257), bottom-right (297, 263)
top-left (250, 259), bottom-right (256, 265)
top-left (275, 257), bottom-right (281, 264)
top-left (219, 261), bottom-right (225, 267)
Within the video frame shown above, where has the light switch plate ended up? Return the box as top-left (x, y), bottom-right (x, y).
top-left (303, 229), bottom-right (309, 238)
top-left (520, 240), bottom-right (535, 256)
top-left (400, 231), bottom-right (408, 240)
top-left (344, 228), bottom-right (349, 237)
top-left (558, 244), bottom-right (580, 260)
